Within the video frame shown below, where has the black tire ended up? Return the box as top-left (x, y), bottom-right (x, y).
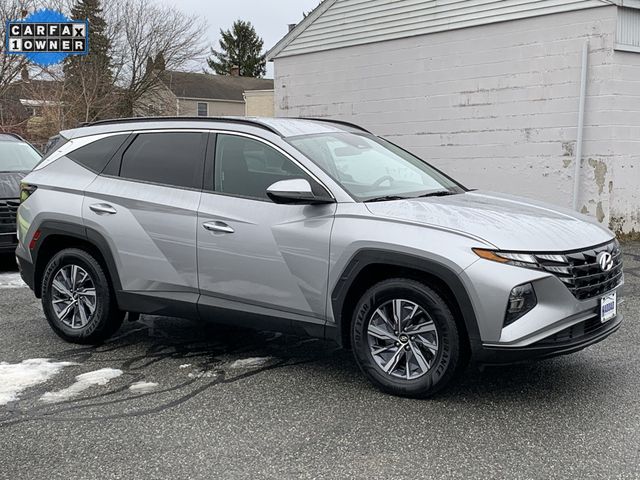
top-left (351, 278), bottom-right (462, 398)
top-left (41, 248), bottom-right (124, 344)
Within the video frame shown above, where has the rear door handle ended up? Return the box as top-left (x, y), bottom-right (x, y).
top-left (89, 203), bottom-right (117, 215)
top-left (90, 203), bottom-right (117, 215)
top-left (203, 221), bottom-right (234, 234)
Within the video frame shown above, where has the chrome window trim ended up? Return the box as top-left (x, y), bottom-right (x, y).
top-left (35, 127), bottom-right (340, 201)
top-left (111, 128), bottom-right (338, 200)
top-left (33, 131), bottom-right (135, 171)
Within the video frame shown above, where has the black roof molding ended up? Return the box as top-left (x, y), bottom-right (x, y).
top-left (0, 132), bottom-right (27, 142)
top-left (80, 116), bottom-right (282, 136)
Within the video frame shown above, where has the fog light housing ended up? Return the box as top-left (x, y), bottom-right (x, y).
top-left (504, 283), bottom-right (537, 327)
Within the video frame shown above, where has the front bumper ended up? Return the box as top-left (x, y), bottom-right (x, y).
top-left (474, 312), bottom-right (623, 365)
top-left (462, 251), bottom-right (625, 364)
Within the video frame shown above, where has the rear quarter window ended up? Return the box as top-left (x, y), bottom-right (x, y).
top-left (67, 134), bottom-right (129, 173)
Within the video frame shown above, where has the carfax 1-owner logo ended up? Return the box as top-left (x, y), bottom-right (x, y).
top-left (4, 9), bottom-right (88, 66)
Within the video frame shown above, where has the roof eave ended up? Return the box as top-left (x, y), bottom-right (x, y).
top-left (266, 0), bottom-right (339, 61)
top-left (267, 0), bottom-right (626, 60)
top-left (174, 96), bottom-right (245, 103)
top-left (616, 0), bottom-right (640, 8)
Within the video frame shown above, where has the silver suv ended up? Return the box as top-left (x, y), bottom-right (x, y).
top-left (16, 117), bottom-right (624, 397)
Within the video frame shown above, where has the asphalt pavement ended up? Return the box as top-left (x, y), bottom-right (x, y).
top-left (0, 247), bottom-right (638, 480)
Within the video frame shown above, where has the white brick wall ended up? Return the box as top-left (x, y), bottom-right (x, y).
top-left (605, 47), bottom-right (640, 234)
top-left (274, 5), bottom-right (640, 234)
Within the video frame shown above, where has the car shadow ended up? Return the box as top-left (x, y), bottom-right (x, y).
top-left (0, 297), bottom-right (627, 428)
top-left (40, 314), bottom-right (623, 408)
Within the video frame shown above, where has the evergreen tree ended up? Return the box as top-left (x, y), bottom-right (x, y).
top-left (63, 0), bottom-right (114, 123)
top-left (207, 20), bottom-right (266, 77)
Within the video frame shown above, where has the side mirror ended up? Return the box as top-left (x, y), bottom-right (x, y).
top-left (266, 179), bottom-right (333, 205)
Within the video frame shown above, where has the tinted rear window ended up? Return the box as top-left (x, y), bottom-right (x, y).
top-left (119, 132), bottom-right (205, 189)
top-left (67, 134), bottom-right (129, 173)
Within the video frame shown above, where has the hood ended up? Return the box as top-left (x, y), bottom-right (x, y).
top-left (0, 171), bottom-right (26, 199)
top-left (365, 190), bottom-right (613, 252)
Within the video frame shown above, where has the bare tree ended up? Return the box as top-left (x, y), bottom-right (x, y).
top-left (0, 0), bottom-right (33, 96)
top-left (19, 68), bottom-right (66, 145)
top-left (107, 0), bottom-right (208, 116)
top-left (1, 0), bottom-right (208, 138)
top-left (62, 0), bottom-right (116, 125)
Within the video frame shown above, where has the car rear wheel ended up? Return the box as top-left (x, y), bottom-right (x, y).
top-left (351, 278), bottom-right (462, 398)
top-left (41, 248), bottom-right (124, 344)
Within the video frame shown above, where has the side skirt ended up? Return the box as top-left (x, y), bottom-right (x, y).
top-left (116, 290), bottom-right (327, 339)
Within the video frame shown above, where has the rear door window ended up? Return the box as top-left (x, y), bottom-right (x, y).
top-left (119, 132), bottom-right (206, 189)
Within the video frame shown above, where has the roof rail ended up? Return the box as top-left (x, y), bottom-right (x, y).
top-left (294, 117), bottom-right (370, 134)
top-left (80, 116), bottom-right (282, 136)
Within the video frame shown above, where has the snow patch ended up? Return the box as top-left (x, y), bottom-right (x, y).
top-left (0, 358), bottom-right (75, 405)
top-left (129, 381), bottom-right (158, 393)
top-left (187, 370), bottom-right (217, 379)
top-left (229, 357), bottom-right (272, 369)
top-left (41, 368), bottom-right (122, 403)
top-left (0, 273), bottom-right (25, 289)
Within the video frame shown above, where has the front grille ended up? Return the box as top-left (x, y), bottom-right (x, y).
top-left (534, 240), bottom-right (623, 300)
top-left (0, 199), bottom-right (19, 234)
top-left (536, 310), bottom-right (608, 346)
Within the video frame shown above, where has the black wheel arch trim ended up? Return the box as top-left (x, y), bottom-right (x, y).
top-left (329, 249), bottom-right (482, 352)
top-left (29, 220), bottom-right (122, 297)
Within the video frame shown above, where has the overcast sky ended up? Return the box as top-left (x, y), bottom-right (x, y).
top-left (153, 0), bottom-right (322, 78)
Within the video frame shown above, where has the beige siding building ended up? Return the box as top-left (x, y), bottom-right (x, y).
top-left (244, 89), bottom-right (275, 116)
top-left (268, 0), bottom-right (640, 235)
top-left (135, 70), bottom-right (273, 118)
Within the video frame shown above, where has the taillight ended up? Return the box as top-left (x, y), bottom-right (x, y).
top-left (20, 183), bottom-right (37, 204)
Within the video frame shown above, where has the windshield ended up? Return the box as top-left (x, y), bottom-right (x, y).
top-left (0, 141), bottom-right (42, 172)
top-left (287, 132), bottom-right (464, 201)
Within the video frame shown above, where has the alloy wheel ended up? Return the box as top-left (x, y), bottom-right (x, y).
top-left (367, 299), bottom-right (440, 380)
top-left (51, 264), bottom-right (97, 329)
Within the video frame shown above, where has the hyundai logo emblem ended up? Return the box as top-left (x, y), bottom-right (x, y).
top-left (597, 251), bottom-right (614, 272)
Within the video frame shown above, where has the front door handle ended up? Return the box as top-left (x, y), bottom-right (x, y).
top-left (89, 203), bottom-right (117, 215)
top-left (203, 221), bottom-right (234, 234)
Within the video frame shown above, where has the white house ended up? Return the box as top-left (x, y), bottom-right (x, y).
top-left (268, 0), bottom-right (640, 235)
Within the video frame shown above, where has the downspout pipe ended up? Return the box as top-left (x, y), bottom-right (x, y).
top-left (572, 40), bottom-right (589, 211)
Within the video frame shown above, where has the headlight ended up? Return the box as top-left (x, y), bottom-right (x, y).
top-left (472, 248), bottom-right (540, 269)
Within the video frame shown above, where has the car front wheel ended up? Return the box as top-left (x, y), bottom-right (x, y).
top-left (351, 278), bottom-right (462, 398)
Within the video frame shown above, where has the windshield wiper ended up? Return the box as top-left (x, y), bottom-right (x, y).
top-left (363, 195), bottom-right (409, 203)
top-left (415, 190), bottom-right (458, 198)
